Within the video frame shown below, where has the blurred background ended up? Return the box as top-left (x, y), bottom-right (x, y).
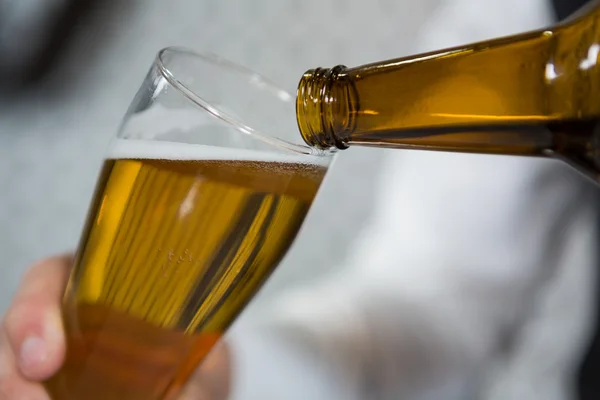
top-left (0, 0), bottom-right (441, 316)
top-left (2, 1), bottom-right (588, 399)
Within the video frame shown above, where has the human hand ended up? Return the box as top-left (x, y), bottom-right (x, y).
top-left (0, 254), bottom-right (231, 400)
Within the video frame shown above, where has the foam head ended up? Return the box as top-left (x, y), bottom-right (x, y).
top-left (107, 139), bottom-right (331, 167)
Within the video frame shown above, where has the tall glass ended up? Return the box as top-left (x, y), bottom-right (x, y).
top-left (43, 47), bottom-right (334, 400)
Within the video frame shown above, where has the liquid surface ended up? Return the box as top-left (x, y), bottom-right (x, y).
top-left (45, 142), bottom-right (326, 400)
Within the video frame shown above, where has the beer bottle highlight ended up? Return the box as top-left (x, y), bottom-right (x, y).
top-left (296, 1), bottom-right (600, 181)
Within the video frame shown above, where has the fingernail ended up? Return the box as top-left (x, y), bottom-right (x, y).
top-left (19, 336), bottom-right (47, 371)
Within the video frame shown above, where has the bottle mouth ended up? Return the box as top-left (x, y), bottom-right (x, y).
top-left (296, 65), bottom-right (354, 151)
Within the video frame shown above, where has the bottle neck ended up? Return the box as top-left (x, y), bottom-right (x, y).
top-left (296, 65), bottom-right (357, 150)
top-left (296, 3), bottom-right (600, 153)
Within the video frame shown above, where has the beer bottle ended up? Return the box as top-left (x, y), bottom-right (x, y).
top-left (296, 1), bottom-right (600, 182)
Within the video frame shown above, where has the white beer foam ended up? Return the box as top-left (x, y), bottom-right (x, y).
top-left (107, 138), bottom-right (331, 167)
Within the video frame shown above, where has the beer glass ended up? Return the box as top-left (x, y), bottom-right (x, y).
top-left (44, 47), bottom-right (334, 400)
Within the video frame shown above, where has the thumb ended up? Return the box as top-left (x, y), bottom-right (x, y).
top-left (3, 254), bottom-right (72, 381)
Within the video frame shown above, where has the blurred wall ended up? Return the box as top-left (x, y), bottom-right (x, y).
top-left (0, 0), bottom-right (441, 316)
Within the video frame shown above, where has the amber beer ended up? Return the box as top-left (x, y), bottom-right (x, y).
top-left (44, 138), bottom-right (327, 400)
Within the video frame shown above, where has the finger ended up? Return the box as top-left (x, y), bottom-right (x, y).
top-left (3, 254), bottom-right (73, 381)
top-left (0, 331), bottom-right (49, 400)
top-left (178, 342), bottom-right (231, 400)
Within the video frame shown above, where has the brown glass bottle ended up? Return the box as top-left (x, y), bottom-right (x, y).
top-left (296, 1), bottom-right (600, 182)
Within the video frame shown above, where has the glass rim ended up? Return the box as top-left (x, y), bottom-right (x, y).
top-left (155, 46), bottom-right (336, 158)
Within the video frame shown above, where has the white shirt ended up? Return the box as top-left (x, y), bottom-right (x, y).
top-left (229, 1), bottom-right (600, 399)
